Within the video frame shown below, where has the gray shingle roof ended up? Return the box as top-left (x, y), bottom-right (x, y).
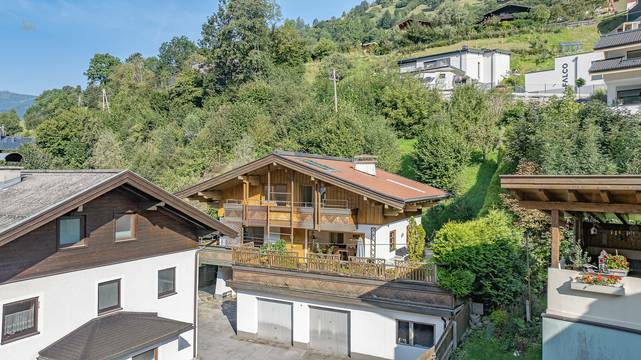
top-left (594, 29), bottom-right (641, 50)
top-left (0, 136), bottom-right (33, 150)
top-left (589, 57), bottom-right (641, 73)
top-left (38, 312), bottom-right (193, 360)
top-left (0, 170), bottom-right (122, 234)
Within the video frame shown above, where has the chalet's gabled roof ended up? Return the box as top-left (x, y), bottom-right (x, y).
top-left (176, 151), bottom-right (449, 209)
top-left (38, 312), bottom-right (192, 360)
top-left (0, 169), bottom-right (236, 247)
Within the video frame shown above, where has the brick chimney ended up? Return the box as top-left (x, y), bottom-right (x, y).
top-left (353, 155), bottom-right (377, 176)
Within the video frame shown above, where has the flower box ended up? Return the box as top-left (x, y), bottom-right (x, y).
top-left (571, 280), bottom-right (625, 296)
top-left (607, 269), bottom-right (629, 277)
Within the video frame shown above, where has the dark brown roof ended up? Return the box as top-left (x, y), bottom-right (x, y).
top-left (38, 312), bottom-right (192, 360)
top-left (176, 151), bottom-right (449, 209)
top-left (0, 169), bottom-right (237, 247)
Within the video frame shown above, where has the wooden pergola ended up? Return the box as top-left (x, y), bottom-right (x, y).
top-left (500, 175), bottom-right (641, 268)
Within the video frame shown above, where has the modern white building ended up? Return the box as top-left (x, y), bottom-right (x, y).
top-left (525, 52), bottom-right (606, 96)
top-left (177, 152), bottom-right (468, 359)
top-left (398, 46), bottom-right (511, 91)
top-left (589, 28), bottom-right (641, 112)
top-left (0, 168), bottom-right (235, 360)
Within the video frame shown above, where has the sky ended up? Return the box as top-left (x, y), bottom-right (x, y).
top-left (0, 0), bottom-right (363, 96)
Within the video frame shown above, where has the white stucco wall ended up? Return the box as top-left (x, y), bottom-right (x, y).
top-left (356, 215), bottom-right (422, 263)
top-left (0, 250), bottom-right (197, 360)
top-left (525, 52), bottom-right (605, 94)
top-left (237, 290), bottom-right (445, 360)
top-left (214, 265), bottom-right (236, 297)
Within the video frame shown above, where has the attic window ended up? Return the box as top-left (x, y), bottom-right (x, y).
top-left (302, 159), bottom-right (336, 172)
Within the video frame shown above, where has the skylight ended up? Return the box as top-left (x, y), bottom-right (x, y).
top-left (302, 159), bottom-right (336, 172)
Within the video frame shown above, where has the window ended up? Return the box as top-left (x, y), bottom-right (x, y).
top-left (301, 186), bottom-right (313, 207)
top-left (628, 49), bottom-right (641, 60)
top-left (2, 297), bottom-right (38, 344)
top-left (114, 213), bottom-right (136, 241)
top-left (158, 267), bottom-right (176, 298)
top-left (397, 320), bottom-right (435, 348)
top-left (98, 279), bottom-right (121, 314)
top-left (330, 232), bottom-right (344, 244)
top-left (58, 216), bottom-right (85, 248)
top-left (132, 348), bottom-right (157, 360)
top-left (243, 226), bottom-right (265, 245)
top-left (617, 88), bottom-right (641, 105)
top-left (389, 230), bottom-right (397, 251)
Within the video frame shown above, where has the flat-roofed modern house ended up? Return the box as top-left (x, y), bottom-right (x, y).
top-left (398, 47), bottom-right (511, 91)
top-left (589, 28), bottom-right (641, 111)
top-left (0, 168), bottom-right (235, 360)
top-left (177, 152), bottom-right (467, 359)
top-left (501, 175), bottom-right (641, 360)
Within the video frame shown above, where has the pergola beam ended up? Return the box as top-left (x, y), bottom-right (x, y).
top-left (600, 190), bottom-right (612, 203)
top-left (567, 190), bottom-right (580, 202)
top-left (537, 190), bottom-right (551, 202)
top-left (588, 212), bottom-right (605, 223)
top-left (518, 201), bottom-right (641, 214)
top-left (615, 213), bottom-right (629, 225)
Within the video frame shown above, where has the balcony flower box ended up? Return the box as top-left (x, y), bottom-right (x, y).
top-left (572, 273), bottom-right (625, 296)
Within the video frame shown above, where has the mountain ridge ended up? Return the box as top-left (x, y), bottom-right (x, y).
top-left (0, 91), bottom-right (36, 118)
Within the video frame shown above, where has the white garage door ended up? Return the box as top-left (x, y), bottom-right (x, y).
top-left (257, 298), bottom-right (292, 345)
top-left (309, 307), bottom-right (349, 356)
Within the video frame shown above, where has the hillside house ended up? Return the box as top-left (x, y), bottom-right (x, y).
top-left (589, 28), bottom-right (641, 112)
top-left (398, 47), bottom-right (511, 91)
top-left (477, 4), bottom-right (531, 24)
top-left (177, 151), bottom-right (468, 359)
top-left (0, 168), bottom-right (235, 360)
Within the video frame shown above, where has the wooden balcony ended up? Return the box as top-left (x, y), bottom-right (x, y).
top-left (222, 200), bottom-right (356, 232)
top-left (231, 247), bottom-right (437, 284)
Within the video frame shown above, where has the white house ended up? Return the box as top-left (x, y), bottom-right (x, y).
top-left (0, 168), bottom-right (236, 360)
top-left (589, 28), bottom-right (641, 112)
top-left (525, 52), bottom-right (606, 96)
top-left (398, 46), bottom-right (511, 90)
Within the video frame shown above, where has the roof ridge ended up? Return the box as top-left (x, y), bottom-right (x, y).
top-left (273, 150), bottom-right (353, 162)
top-left (22, 169), bottom-right (125, 174)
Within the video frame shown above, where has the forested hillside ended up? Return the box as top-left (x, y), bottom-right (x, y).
top-left (0, 91), bottom-right (35, 118)
top-left (2, 1), bottom-right (638, 357)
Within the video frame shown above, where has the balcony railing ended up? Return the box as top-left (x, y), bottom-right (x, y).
top-left (231, 247), bottom-right (437, 284)
top-left (222, 199), bottom-right (355, 231)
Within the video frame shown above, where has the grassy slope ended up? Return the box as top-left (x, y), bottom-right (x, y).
top-left (456, 332), bottom-right (542, 360)
top-left (399, 138), bottom-right (417, 179)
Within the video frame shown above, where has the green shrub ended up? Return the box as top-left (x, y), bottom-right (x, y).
top-left (437, 268), bottom-right (475, 298)
top-left (431, 211), bottom-right (524, 306)
top-left (260, 239), bottom-right (288, 255)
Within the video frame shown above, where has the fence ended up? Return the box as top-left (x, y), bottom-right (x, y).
top-left (231, 247), bottom-right (437, 284)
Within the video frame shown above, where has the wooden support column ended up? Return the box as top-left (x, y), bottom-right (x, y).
top-left (304, 229), bottom-right (308, 257)
top-left (313, 180), bottom-right (320, 231)
top-left (290, 170), bottom-right (294, 245)
top-left (267, 166), bottom-right (271, 241)
top-left (551, 209), bottom-right (561, 269)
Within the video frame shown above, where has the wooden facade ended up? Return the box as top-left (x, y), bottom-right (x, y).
top-left (0, 187), bottom-right (202, 284)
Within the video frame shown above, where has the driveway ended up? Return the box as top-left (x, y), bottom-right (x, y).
top-left (197, 289), bottom-right (345, 360)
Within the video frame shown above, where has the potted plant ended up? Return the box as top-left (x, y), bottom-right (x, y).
top-left (604, 254), bottom-right (629, 277)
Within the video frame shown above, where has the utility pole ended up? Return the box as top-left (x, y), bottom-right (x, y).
top-left (330, 68), bottom-right (338, 113)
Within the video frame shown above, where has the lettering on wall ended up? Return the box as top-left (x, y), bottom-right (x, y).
top-left (561, 63), bottom-right (569, 87)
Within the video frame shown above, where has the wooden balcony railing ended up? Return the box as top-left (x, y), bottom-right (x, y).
top-left (231, 247), bottom-right (437, 284)
top-left (222, 199), bottom-right (354, 231)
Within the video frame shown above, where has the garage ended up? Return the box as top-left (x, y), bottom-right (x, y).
top-left (309, 307), bottom-right (350, 356)
top-left (257, 298), bottom-right (292, 345)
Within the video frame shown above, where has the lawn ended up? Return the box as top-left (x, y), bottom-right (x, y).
top-left (455, 332), bottom-right (542, 360)
top-left (399, 138), bottom-right (417, 179)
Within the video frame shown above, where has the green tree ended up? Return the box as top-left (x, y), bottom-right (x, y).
top-left (449, 85), bottom-right (498, 158)
top-left (312, 38), bottom-right (338, 60)
top-left (35, 108), bottom-right (100, 167)
top-left (407, 217), bottom-right (427, 261)
top-left (90, 130), bottom-right (127, 169)
top-left (272, 20), bottom-right (309, 67)
top-left (158, 36), bottom-right (198, 76)
top-left (24, 86), bottom-right (82, 129)
top-left (414, 119), bottom-right (469, 190)
top-left (0, 110), bottom-right (22, 135)
top-left (200, 0), bottom-right (280, 89)
top-left (378, 10), bottom-right (394, 29)
top-left (85, 53), bottom-right (121, 85)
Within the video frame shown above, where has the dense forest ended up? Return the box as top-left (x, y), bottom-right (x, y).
top-left (1, 0), bottom-right (637, 357)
